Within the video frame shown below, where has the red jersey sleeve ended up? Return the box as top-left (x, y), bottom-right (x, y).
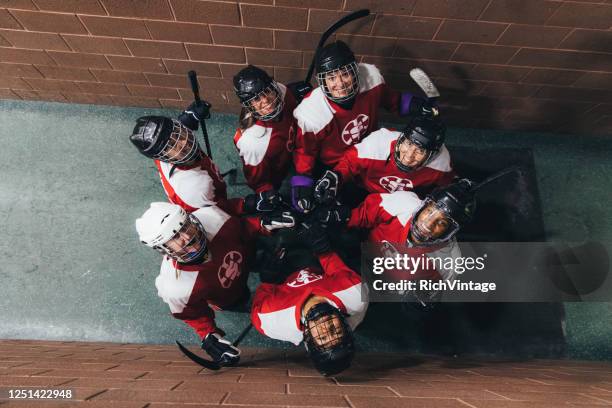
top-left (347, 193), bottom-right (393, 229)
top-left (172, 304), bottom-right (220, 339)
top-left (294, 126), bottom-right (322, 176)
top-left (333, 146), bottom-right (361, 185)
top-left (317, 251), bottom-right (355, 278)
top-left (380, 83), bottom-right (401, 114)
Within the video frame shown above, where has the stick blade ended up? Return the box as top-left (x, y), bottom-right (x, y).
top-left (410, 68), bottom-right (440, 99)
top-left (175, 340), bottom-right (220, 371)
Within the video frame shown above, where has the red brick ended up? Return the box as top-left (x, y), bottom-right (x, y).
top-left (10, 10), bottom-right (87, 34)
top-left (186, 44), bottom-right (245, 63)
top-left (227, 393), bottom-right (351, 407)
top-left (76, 81), bottom-right (130, 96)
top-left (177, 380), bottom-right (285, 393)
top-left (35, 368), bottom-right (145, 378)
top-left (274, 66), bottom-right (308, 83)
top-left (99, 0), bottom-right (173, 20)
top-left (14, 90), bottom-right (67, 103)
top-left (480, 0), bottom-right (562, 24)
top-left (275, 30), bottom-right (326, 51)
top-left (510, 48), bottom-right (611, 71)
top-left (0, 29), bottom-right (70, 50)
top-left (24, 77), bottom-right (77, 92)
top-left (0, 376), bottom-right (74, 386)
top-left (0, 9), bottom-right (23, 29)
top-left (452, 44), bottom-right (518, 64)
top-left (521, 68), bottom-right (584, 86)
top-left (275, 0), bottom-right (342, 9)
top-left (560, 29), bottom-right (612, 54)
top-left (127, 85), bottom-right (179, 99)
top-left (371, 15), bottom-right (441, 40)
top-left (145, 72), bottom-right (189, 88)
top-left (547, 2), bottom-right (612, 29)
top-left (468, 64), bottom-right (530, 82)
top-left (80, 16), bottom-right (150, 39)
top-left (308, 9), bottom-right (373, 34)
top-left (348, 396), bottom-right (467, 408)
top-left (164, 59), bottom-right (221, 77)
top-left (36, 65), bottom-right (95, 81)
top-left (572, 72), bottom-right (612, 89)
top-left (480, 82), bottom-right (539, 97)
top-left (246, 48), bottom-right (301, 68)
top-left (394, 39), bottom-right (459, 60)
top-left (332, 34), bottom-right (393, 57)
top-left (62, 92), bottom-right (114, 105)
top-left (177, 88), bottom-right (229, 105)
top-left (32, 0), bottom-right (107, 14)
top-left (413, 0), bottom-right (490, 19)
top-left (91, 69), bottom-right (148, 85)
top-left (48, 51), bottom-right (111, 69)
top-left (171, 0), bottom-right (240, 25)
top-left (535, 85), bottom-right (612, 103)
top-left (62, 34), bottom-right (129, 55)
top-left (436, 20), bottom-right (507, 43)
top-left (125, 39), bottom-right (187, 59)
top-left (291, 383), bottom-right (396, 396)
top-left (110, 95), bottom-right (161, 107)
top-left (108, 55), bottom-right (166, 73)
top-left (344, 0), bottom-right (417, 15)
top-left (210, 25), bottom-right (272, 48)
top-left (244, 4), bottom-right (308, 30)
top-left (425, 76), bottom-right (488, 95)
top-left (0, 46), bottom-right (55, 65)
top-left (0, 88), bottom-right (20, 99)
top-left (146, 20), bottom-right (211, 43)
top-left (0, 76), bottom-right (32, 89)
top-left (497, 24), bottom-right (570, 48)
top-left (2, 0), bottom-right (37, 10)
top-left (90, 389), bottom-right (226, 403)
top-left (0, 62), bottom-right (41, 77)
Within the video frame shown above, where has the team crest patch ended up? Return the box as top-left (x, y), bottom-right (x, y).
top-left (379, 176), bottom-right (414, 192)
top-left (341, 114), bottom-right (369, 145)
top-left (287, 269), bottom-right (323, 288)
top-left (218, 251), bottom-right (243, 288)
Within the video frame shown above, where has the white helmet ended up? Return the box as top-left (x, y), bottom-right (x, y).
top-left (135, 202), bottom-right (208, 263)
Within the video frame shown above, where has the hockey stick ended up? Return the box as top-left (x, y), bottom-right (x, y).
top-left (175, 323), bottom-right (254, 370)
top-left (288, 9), bottom-right (370, 102)
top-left (409, 68), bottom-right (440, 100)
top-left (187, 70), bottom-right (213, 159)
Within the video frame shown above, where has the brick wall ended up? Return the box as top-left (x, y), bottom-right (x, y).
top-left (0, 0), bottom-right (610, 135)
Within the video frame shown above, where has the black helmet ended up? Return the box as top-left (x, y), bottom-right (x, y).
top-left (303, 302), bottom-right (355, 376)
top-left (394, 117), bottom-right (446, 173)
top-left (315, 41), bottom-right (360, 103)
top-left (233, 65), bottom-right (283, 120)
top-left (130, 116), bottom-right (200, 164)
top-left (408, 179), bottom-right (476, 246)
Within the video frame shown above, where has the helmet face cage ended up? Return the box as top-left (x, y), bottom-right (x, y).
top-left (317, 62), bottom-right (360, 103)
top-left (156, 214), bottom-right (208, 263)
top-left (408, 198), bottom-right (460, 247)
top-left (241, 82), bottom-right (284, 121)
top-left (394, 133), bottom-right (437, 173)
top-left (304, 313), bottom-right (346, 351)
top-left (153, 120), bottom-right (201, 165)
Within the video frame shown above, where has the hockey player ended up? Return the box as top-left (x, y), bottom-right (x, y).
top-left (291, 40), bottom-right (438, 212)
top-left (313, 117), bottom-right (454, 201)
top-left (251, 223), bottom-right (369, 376)
top-left (129, 114), bottom-right (243, 215)
top-left (135, 202), bottom-right (295, 367)
top-left (232, 65), bottom-right (296, 194)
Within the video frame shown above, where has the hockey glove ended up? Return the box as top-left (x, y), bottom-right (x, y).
top-left (243, 189), bottom-right (283, 214)
top-left (291, 175), bottom-right (315, 213)
top-left (301, 222), bottom-right (331, 255)
top-left (314, 203), bottom-right (351, 226)
top-left (287, 81), bottom-right (314, 104)
top-left (178, 100), bottom-right (212, 131)
top-left (261, 211), bottom-right (296, 232)
top-left (314, 170), bottom-right (341, 204)
top-left (201, 333), bottom-right (240, 366)
top-left (400, 94), bottom-right (439, 118)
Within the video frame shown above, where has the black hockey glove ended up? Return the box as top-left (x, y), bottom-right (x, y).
top-left (301, 222), bottom-right (331, 255)
top-left (261, 211), bottom-right (296, 232)
top-left (291, 175), bottom-right (315, 213)
top-left (314, 170), bottom-right (341, 205)
top-left (201, 333), bottom-right (240, 366)
top-left (243, 189), bottom-right (283, 214)
top-left (287, 81), bottom-right (314, 104)
top-left (178, 100), bottom-right (212, 131)
top-left (401, 94), bottom-right (439, 119)
top-left (314, 203), bottom-right (351, 226)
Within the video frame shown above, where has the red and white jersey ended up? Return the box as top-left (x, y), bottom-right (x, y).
top-left (251, 252), bottom-right (369, 345)
top-left (233, 83), bottom-right (297, 193)
top-left (334, 128), bottom-right (454, 194)
top-left (155, 157), bottom-right (242, 215)
top-left (348, 191), bottom-right (461, 281)
top-left (293, 63), bottom-right (400, 175)
top-left (155, 206), bottom-right (254, 339)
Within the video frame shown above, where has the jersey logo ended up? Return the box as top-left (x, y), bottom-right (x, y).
top-left (287, 269), bottom-right (322, 288)
top-left (379, 176), bottom-right (414, 192)
top-left (341, 114), bottom-right (369, 145)
top-left (218, 251), bottom-right (243, 288)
